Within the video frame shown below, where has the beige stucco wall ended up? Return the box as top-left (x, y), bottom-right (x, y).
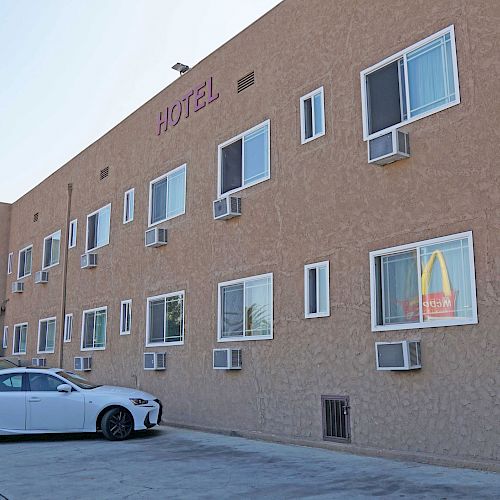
top-left (1, 0), bottom-right (499, 466)
top-left (0, 203), bottom-right (11, 355)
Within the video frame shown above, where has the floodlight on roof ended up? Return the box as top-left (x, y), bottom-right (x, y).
top-left (172, 63), bottom-right (190, 75)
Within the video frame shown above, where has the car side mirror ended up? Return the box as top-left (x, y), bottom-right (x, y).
top-left (57, 384), bottom-right (72, 393)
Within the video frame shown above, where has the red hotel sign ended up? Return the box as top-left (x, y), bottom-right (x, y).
top-left (156, 77), bottom-right (219, 136)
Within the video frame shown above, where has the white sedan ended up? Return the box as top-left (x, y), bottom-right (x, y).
top-left (0, 367), bottom-right (162, 440)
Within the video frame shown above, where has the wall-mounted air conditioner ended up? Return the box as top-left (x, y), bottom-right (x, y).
top-left (145, 228), bottom-right (168, 248)
top-left (31, 358), bottom-right (47, 367)
top-left (144, 352), bottom-right (166, 370)
top-left (368, 129), bottom-right (410, 166)
top-left (74, 356), bottom-right (92, 371)
top-left (213, 348), bottom-right (242, 370)
top-left (375, 341), bottom-right (421, 371)
top-left (35, 271), bottom-right (49, 284)
top-left (81, 253), bottom-right (97, 269)
top-left (11, 282), bottom-right (24, 293)
top-left (213, 196), bottom-right (241, 220)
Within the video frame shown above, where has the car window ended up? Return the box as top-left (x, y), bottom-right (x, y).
top-left (28, 373), bottom-right (64, 392)
top-left (0, 373), bottom-right (23, 392)
top-left (57, 370), bottom-right (101, 389)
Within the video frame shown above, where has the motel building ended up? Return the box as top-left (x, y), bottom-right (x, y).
top-left (0, 0), bottom-right (498, 470)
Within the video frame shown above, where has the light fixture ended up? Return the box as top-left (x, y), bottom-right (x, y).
top-left (172, 62), bottom-right (190, 75)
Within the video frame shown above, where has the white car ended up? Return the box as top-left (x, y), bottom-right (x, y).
top-left (0, 367), bottom-right (162, 440)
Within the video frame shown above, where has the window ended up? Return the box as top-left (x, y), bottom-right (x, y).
top-left (64, 314), bottom-right (73, 342)
top-left (81, 307), bottom-right (107, 350)
top-left (68, 219), bottom-right (77, 249)
top-left (38, 317), bottom-right (56, 354)
top-left (28, 373), bottom-right (63, 392)
top-left (370, 231), bottom-right (478, 331)
top-left (149, 164), bottom-right (186, 226)
top-left (2, 326), bottom-right (8, 349)
top-left (300, 87), bottom-right (325, 144)
top-left (120, 300), bottom-right (132, 335)
top-left (123, 188), bottom-right (135, 224)
top-left (7, 252), bottom-right (13, 275)
top-left (13, 323), bottom-right (28, 355)
top-left (86, 204), bottom-right (111, 252)
top-left (146, 291), bottom-right (184, 346)
top-left (218, 273), bottom-right (273, 341)
top-left (304, 261), bottom-right (330, 318)
top-left (218, 120), bottom-right (270, 197)
top-left (17, 245), bottom-right (32, 279)
top-left (42, 230), bottom-right (61, 269)
top-left (0, 373), bottom-right (23, 392)
top-left (361, 26), bottom-right (459, 140)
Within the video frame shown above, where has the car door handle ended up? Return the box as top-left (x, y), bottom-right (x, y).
top-left (28, 397), bottom-right (41, 403)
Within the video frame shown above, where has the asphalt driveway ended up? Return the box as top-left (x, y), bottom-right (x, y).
top-left (1, 426), bottom-right (499, 499)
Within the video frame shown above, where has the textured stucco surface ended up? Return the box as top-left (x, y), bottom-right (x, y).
top-left (1, 0), bottom-right (499, 466)
top-left (0, 203), bottom-right (11, 356)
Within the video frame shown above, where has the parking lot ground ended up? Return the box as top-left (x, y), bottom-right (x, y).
top-left (1, 425), bottom-right (499, 499)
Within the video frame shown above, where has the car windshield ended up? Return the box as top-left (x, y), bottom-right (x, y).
top-left (56, 370), bottom-right (102, 389)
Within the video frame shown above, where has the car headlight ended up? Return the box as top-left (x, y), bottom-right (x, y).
top-left (130, 398), bottom-right (148, 405)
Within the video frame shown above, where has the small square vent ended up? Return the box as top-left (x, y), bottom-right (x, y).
top-left (100, 166), bottom-right (109, 180)
top-left (33, 212), bottom-right (39, 222)
top-left (237, 71), bottom-right (255, 93)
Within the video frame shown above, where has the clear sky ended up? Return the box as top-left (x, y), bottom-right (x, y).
top-left (0, 0), bottom-right (282, 203)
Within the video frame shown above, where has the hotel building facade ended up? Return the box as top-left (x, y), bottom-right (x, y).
top-left (1, 0), bottom-right (499, 469)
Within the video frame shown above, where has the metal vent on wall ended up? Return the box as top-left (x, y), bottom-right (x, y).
top-left (33, 212), bottom-right (39, 222)
top-left (237, 71), bottom-right (255, 93)
top-left (100, 166), bottom-right (109, 180)
top-left (321, 395), bottom-right (351, 442)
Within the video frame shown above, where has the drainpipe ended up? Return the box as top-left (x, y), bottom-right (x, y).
top-left (58, 183), bottom-right (73, 368)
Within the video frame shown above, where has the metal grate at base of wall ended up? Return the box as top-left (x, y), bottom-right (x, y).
top-left (237, 71), bottom-right (255, 93)
top-left (322, 395), bottom-right (351, 442)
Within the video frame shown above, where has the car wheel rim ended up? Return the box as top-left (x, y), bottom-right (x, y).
top-left (109, 411), bottom-right (132, 438)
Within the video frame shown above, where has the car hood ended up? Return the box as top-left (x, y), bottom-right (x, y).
top-left (86, 385), bottom-right (157, 400)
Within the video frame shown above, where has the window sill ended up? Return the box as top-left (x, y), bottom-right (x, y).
top-left (217, 335), bottom-right (273, 342)
top-left (80, 347), bottom-right (106, 352)
top-left (305, 312), bottom-right (330, 319)
top-left (85, 242), bottom-right (109, 253)
top-left (372, 316), bottom-right (478, 332)
top-left (148, 211), bottom-right (185, 229)
top-left (120, 331), bottom-right (131, 336)
top-left (218, 173), bottom-right (271, 199)
top-left (63, 339), bottom-right (72, 343)
top-left (42, 262), bottom-right (60, 271)
top-left (13, 352), bottom-right (26, 355)
top-left (37, 350), bottom-right (55, 354)
top-left (145, 340), bottom-right (184, 347)
top-left (301, 130), bottom-right (325, 145)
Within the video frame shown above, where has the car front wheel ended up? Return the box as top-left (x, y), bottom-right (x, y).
top-left (101, 407), bottom-right (134, 441)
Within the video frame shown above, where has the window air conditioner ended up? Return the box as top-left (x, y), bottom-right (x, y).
top-left (80, 253), bottom-right (97, 269)
top-left (213, 348), bottom-right (242, 370)
top-left (213, 196), bottom-right (242, 220)
top-left (35, 271), bottom-right (49, 284)
top-left (74, 356), bottom-right (92, 371)
top-left (11, 282), bottom-right (24, 293)
top-left (375, 341), bottom-right (421, 371)
top-left (31, 358), bottom-right (47, 367)
top-left (145, 228), bottom-right (168, 248)
top-left (368, 129), bottom-right (410, 166)
top-left (144, 352), bottom-right (166, 370)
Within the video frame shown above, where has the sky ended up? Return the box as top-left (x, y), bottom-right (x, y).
top-left (0, 0), bottom-right (282, 203)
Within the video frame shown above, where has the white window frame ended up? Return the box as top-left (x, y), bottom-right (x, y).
top-left (7, 252), bottom-right (13, 275)
top-left (37, 317), bottom-right (56, 354)
top-left (42, 230), bottom-right (61, 270)
top-left (369, 231), bottom-right (478, 332)
top-left (145, 291), bottom-right (185, 347)
top-left (304, 261), bottom-right (330, 319)
top-left (120, 300), bottom-right (132, 335)
top-left (217, 273), bottom-right (273, 342)
top-left (68, 219), bottom-right (77, 249)
top-left (123, 188), bottom-right (135, 224)
top-left (217, 119), bottom-right (271, 198)
top-left (300, 86), bottom-right (326, 144)
top-left (360, 25), bottom-right (460, 141)
top-left (2, 326), bottom-right (8, 349)
top-left (148, 164), bottom-right (186, 228)
top-left (80, 306), bottom-right (107, 351)
top-left (85, 203), bottom-right (111, 252)
top-left (12, 322), bottom-right (28, 355)
top-left (64, 313), bottom-right (73, 343)
top-left (17, 244), bottom-right (33, 279)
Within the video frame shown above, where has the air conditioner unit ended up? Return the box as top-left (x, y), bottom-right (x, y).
top-left (144, 352), bottom-right (166, 370)
top-left (35, 271), bottom-right (49, 284)
top-left (80, 253), bottom-right (97, 269)
top-left (213, 348), bottom-right (242, 370)
top-left (74, 356), bottom-right (92, 371)
top-left (213, 196), bottom-right (241, 220)
top-left (145, 228), bottom-right (168, 248)
top-left (31, 358), bottom-right (47, 367)
top-left (368, 129), bottom-right (410, 166)
top-left (375, 341), bottom-right (421, 371)
top-left (11, 281), bottom-right (24, 293)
